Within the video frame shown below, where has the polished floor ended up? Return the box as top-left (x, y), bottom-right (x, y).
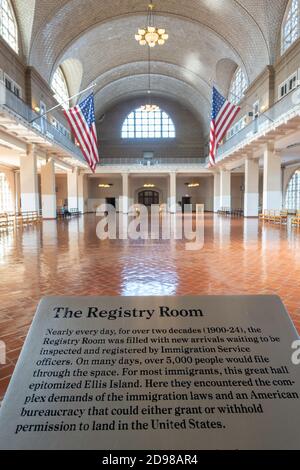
top-left (0, 213), bottom-right (300, 401)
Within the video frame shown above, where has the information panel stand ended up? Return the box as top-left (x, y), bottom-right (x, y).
top-left (0, 295), bottom-right (299, 450)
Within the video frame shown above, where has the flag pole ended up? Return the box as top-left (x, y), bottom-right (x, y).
top-left (30, 83), bottom-right (97, 123)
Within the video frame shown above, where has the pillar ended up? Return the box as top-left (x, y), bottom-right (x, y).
top-left (213, 172), bottom-right (220, 212)
top-left (120, 173), bottom-right (129, 214)
top-left (41, 159), bottom-right (56, 219)
top-left (78, 172), bottom-right (88, 214)
top-left (169, 172), bottom-right (177, 213)
top-left (67, 168), bottom-right (78, 210)
top-left (263, 145), bottom-right (282, 211)
top-left (20, 144), bottom-right (39, 212)
top-left (220, 170), bottom-right (231, 209)
top-left (14, 171), bottom-right (21, 213)
top-left (244, 158), bottom-right (259, 217)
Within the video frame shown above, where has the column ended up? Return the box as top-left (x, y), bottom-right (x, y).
top-left (244, 158), bottom-right (259, 217)
top-left (41, 159), bottom-right (56, 219)
top-left (120, 173), bottom-right (129, 214)
top-left (263, 145), bottom-right (282, 211)
top-left (220, 170), bottom-right (231, 209)
top-left (67, 168), bottom-right (78, 210)
top-left (169, 172), bottom-right (177, 213)
top-left (14, 171), bottom-right (21, 213)
top-left (213, 172), bottom-right (220, 212)
top-left (78, 172), bottom-right (88, 214)
top-left (20, 144), bottom-right (39, 212)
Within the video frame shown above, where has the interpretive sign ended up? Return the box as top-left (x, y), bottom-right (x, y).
top-left (0, 295), bottom-right (299, 450)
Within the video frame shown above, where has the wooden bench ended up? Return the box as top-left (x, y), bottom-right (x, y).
top-left (291, 214), bottom-right (300, 228)
top-left (259, 210), bottom-right (288, 225)
top-left (231, 208), bottom-right (244, 217)
top-left (15, 211), bottom-right (41, 226)
top-left (0, 213), bottom-right (15, 230)
top-left (70, 208), bottom-right (80, 217)
top-left (0, 213), bottom-right (9, 230)
top-left (273, 210), bottom-right (288, 225)
top-left (218, 207), bottom-right (231, 216)
top-left (259, 210), bottom-right (268, 221)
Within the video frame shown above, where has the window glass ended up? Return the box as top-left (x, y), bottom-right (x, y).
top-left (51, 67), bottom-right (70, 110)
top-left (0, 0), bottom-right (18, 53)
top-left (282, 0), bottom-right (299, 54)
top-left (122, 109), bottom-right (176, 139)
top-left (229, 68), bottom-right (248, 105)
top-left (0, 172), bottom-right (13, 212)
top-left (285, 170), bottom-right (300, 210)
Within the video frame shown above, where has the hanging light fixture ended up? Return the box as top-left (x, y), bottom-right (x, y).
top-left (135, 2), bottom-right (169, 48)
top-left (140, 47), bottom-right (160, 112)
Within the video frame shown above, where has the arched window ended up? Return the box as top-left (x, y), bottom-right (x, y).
top-left (51, 67), bottom-right (70, 110)
top-left (0, 172), bottom-right (13, 212)
top-left (229, 68), bottom-right (248, 105)
top-left (121, 108), bottom-right (175, 139)
top-left (0, 0), bottom-right (18, 53)
top-left (285, 169), bottom-right (300, 210)
top-left (282, 0), bottom-right (300, 54)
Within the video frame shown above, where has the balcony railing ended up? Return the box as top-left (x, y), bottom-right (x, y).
top-left (0, 84), bottom-right (84, 161)
top-left (99, 157), bottom-right (207, 166)
top-left (216, 88), bottom-right (300, 161)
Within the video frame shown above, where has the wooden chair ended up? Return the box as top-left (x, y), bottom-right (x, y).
top-left (291, 214), bottom-right (300, 228)
top-left (267, 210), bottom-right (276, 223)
top-left (279, 210), bottom-right (288, 224)
top-left (259, 210), bottom-right (269, 221)
top-left (0, 213), bottom-right (8, 230)
top-left (15, 212), bottom-right (23, 227)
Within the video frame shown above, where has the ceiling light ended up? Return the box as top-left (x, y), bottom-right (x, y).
top-left (140, 104), bottom-right (160, 112)
top-left (135, 2), bottom-right (169, 48)
top-left (98, 184), bottom-right (113, 188)
top-left (144, 184), bottom-right (155, 188)
top-left (186, 183), bottom-right (200, 188)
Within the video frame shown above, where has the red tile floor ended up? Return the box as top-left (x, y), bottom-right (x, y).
top-left (0, 213), bottom-right (300, 401)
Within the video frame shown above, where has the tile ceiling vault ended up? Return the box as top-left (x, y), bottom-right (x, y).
top-left (11, 0), bottom-right (290, 131)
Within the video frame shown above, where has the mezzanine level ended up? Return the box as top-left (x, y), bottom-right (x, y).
top-left (216, 87), bottom-right (300, 165)
top-left (0, 84), bottom-right (86, 166)
top-left (98, 156), bottom-right (207, 172)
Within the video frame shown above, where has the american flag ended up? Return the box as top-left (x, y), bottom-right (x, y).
top-left (64, 93), bottom-right (100, 172)
top-left (209, 87), bottom-right (240, 166)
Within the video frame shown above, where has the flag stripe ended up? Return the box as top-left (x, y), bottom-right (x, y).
top-left (74, 108), bottom-right (95, 165)
top-left (64, 108), bottom-right (92, 167)
top-left (209, 87), bottom-right (240, 166)
top-left (64, 94), bottom-right (100, 173)
top-left (76, 108), bottom-right (98, 164)
top-left (68, 107), bottom-right (93, 163)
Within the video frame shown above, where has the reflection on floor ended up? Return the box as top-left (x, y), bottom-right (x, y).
top-left (0, 213), bottom-right (300, 400)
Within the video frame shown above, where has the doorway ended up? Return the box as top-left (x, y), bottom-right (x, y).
top-left (138, 190), bottom-right (159, 207)
top-left (182, 196), bottom-right (192, 213)
top-left (106, 197), bottom-right (116, 208)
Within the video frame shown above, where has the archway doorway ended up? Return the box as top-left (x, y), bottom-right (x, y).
top-left (138, 190), bottom-right (159, 207)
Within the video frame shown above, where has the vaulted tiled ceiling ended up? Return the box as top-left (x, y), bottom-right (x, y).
top-left (12, 0), bottom-right (289, 130)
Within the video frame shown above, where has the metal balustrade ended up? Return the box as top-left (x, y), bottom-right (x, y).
top-left (3, 81), bottom-right (299, 168)
top-left (0, 84), bottom-right (84, 160)
top-left (99, 157), bottom-right (207, 166)
top-left (216, 89), bottom-right (300, 161)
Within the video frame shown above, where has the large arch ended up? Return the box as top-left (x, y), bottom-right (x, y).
top-left (93, 74), bottom-right (211, 130)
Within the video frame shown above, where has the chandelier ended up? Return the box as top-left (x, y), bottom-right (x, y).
top-left (141, 103), bottom-right (159, 112)
top-left (135, 2), bottom-right (169, 48)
